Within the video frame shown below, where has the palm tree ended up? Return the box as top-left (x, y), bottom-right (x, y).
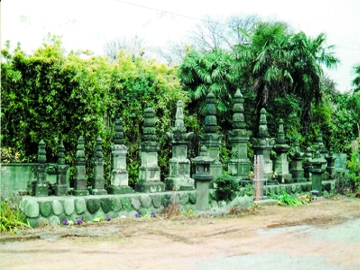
top-left (233, 21), bottom-right (339, 135)
top-left (352, 64), bottom-right (360, 93)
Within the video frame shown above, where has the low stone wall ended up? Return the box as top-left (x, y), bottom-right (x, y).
top-left (20, 180), bottom-right (336, 228)
top-left (21, 191), bottom-right (197, 228)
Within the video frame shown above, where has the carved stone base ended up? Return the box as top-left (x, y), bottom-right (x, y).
top-left (91, 188), bottom-right (107, 195)
top-left (135, 181), bottom-right (165, 193)
top-left (35, 183), bottom-right (48, 197)
top-left (54, 184), bottom-right (68, 196)
top-left (72, 189), bottom-right (89, 196)
top-left (107, 185), bottom-right (134, 194)
top-left (164, 177), bottom-right (195, 191)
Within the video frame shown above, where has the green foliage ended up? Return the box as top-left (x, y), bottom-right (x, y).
top-left (268, 192), bottom-right (308, 206)
top-left (214, 175), bottom-right (240, 201)
top-left (0, 199), bottom-right (31, 233)
top-left (347, 152), bottom-right (360, 192)
top-left (1, 38), bottom-right (189, 186)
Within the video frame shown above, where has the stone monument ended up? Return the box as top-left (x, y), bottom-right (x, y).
top-left (289, 139), bottom-right (307, 183)
top-left (228, 89), bottom-right (251, 183)
top-left (165, 100), bottom-right (195, 191)
top-left (73, 136), bottom-right (89, 196)
top-left (135, 107), bottom-right (165, 193)
top-left (35, 139), bottom-right (48, 197)
top-left (54, 140), bottom-right (69, 196)
top-left (91, 136), bottom-right (107, 195)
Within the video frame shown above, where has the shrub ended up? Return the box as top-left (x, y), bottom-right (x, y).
top-left (215, 175), bottom-right (240, 202)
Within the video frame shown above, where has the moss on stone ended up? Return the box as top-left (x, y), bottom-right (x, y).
top-left (86, 198), bottom-right (101, 214)
top-left (101, 198), bottom-right (112, 213)
top-left (111, 197), bottom-right (122, 212)
top-left (39, 201), bottom-right (52, 217)
top-left (120, 197), bottom-right (132, 212)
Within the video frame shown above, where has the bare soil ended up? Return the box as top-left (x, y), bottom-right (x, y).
top-left (1, 196), bottom-right (360, 270)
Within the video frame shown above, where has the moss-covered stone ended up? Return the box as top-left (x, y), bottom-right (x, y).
top-left (25, 200), bottom-right (40, 218)
top-left (37, 217), bottom-right (49, 227)
top-left (120, 197), bottom-right (132, 211)
top-left (150, 194), bottom-right (161, 208)
top-left (131, 196), bottom-right (141, 210)
top-left (64, 198), bottom-right (75, 215)
top-left (75, 198), bottom-right (86, 215)
top-left (179, 192), bottom-right (189, 205)
top-left (101, 198), bottom-right (112, 213)
top-left (275, 185), bottom-right (281, 195)
top-left (27, 218), bottom-right (38, 228)
top-left (140, 195), bottom-right (152, 208)
top-left (188, 192), bottom-right (196, 204)
top-left (49, 215), bottom-right (60, 226)
top-left (161, 194), bottom-right (171, 207)
top-left (280, 185), bottom-right (287, 194)
top-left (82, 212), bottom-right (93, 222)
top-left (39, 201), bottom-right (52, 217)
top-left (86, 198), bottom-right (101, 214)
top-left (52, 200), bottom-right (64, 215)
top-left (111, 197), bottom-right (122, 212)
top-left (138, 207), bottom-right (148, 216)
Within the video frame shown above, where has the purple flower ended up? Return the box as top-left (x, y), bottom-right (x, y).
top-left (76, 219), bottom-right (83, 225)
top-left (105, 216), bottom-right (111, 221)
top-left (150, 211), bottom-right (156, 217)
top-left (135, 213), bottom-right (141, 218)
top-left (62, 220), bottom-right (69, 226)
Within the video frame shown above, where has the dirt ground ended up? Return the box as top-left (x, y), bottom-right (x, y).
top-left (1, 197), bottom-right (360, 270)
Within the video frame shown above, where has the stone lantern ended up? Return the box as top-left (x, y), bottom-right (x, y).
top-left (191, 146), bottom-right (215, 211)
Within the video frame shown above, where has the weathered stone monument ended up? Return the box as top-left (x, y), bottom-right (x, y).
top-left (199, 92), bottom-right (223, 184)
top-left (289, 139), bottom-right (307, 183)
top-left (192, 146), bottom-right (214, 211)
top-left (228, 89), bottom-right (251, 183)
top-left (107, 118), bottom-right (133, 194)
top-left (35, 139), bottom-right (48, 197)
top-left (135, 108), bottom-right (165, 193)
top-left (325, 148), bottom-right (337, 179)
top-left (91, 136), bottom-right (107, 195)
top-left (73, 136), bottom-right (89, 196)
top-left (310, 149), bottom-right (327, 196)
top-left (165, 100), bottom-right (195, 191)
top-left (54, 140), bottom-right (68, 196)
top-left (303, 147), bottom-right (313, 181)
top-left (252, 108), bottom-right (275, 183)
top-left (273, 119), bottom-right (292, 183)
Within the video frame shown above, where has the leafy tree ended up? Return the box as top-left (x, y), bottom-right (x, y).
top-left (103, 35), bottom-right (148, 61)
top-left (352, 63), bottom-right (360, 93)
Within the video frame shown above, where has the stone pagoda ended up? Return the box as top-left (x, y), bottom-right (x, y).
top-left (35, 139), bottom-right (48, 197)
top-left (252, 108), bottom-right (275, 183)
top-left (54, 140), bottom-right (69, 196)
top-left (165, 100), bottom-right (195, 191)
top-left (73, 136), bottom-right (89, 196)
top-left (228, 89), bottom-right (251, 183)
top-left (107, 118), bottom-right (133, 194)
top-left (289, 139), bottom-right (307, 183)
top-left (199, 92), bottom-right (223, 183)
top-left (135, 107), bottom-right (165, 193)
top-left (273, 119), bottom-right (292, 183)
top-left (91, 136), bottom-right (107, 195)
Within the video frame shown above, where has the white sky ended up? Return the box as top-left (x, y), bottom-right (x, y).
top-left (1, 0), bottom-right (360, 92)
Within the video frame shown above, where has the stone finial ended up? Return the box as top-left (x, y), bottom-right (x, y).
top-left (95, 136), bottom-right (103, 160)
top-left (174, 100), bottom-right (186, 131)
top-left (232, 89), bottom-right (246, 130)
top-left (76, 136), bottom-right (85, 160)
top-left (205, 92), bottom-right (218, 133)
top-left (37, 140), bottom-right (47, 163)
top-left (57, 140), bottom-right (65, 165)
top-left (143, 107), bottom-right (157, 142)
top-left (258, 108), bottom-right (269, 137)
top-left (114, 118), bottom-right (125, 145)
top-left (275, 119), bottom-right (286, 144)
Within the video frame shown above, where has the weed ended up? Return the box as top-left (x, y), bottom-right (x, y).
top-left (0, 199), bottom-right (31, 233)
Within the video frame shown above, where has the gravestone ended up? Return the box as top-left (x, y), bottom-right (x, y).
top-left (91, 136), bottom-right (107, 195)
top-left (35, 139), bottom-right (48, 197)
top-left (54, 140), bottom-right (69, 196)
top-left (135, 108), bottom-right (165, 193)
top-left (199, 92), bottom-right (223, 184)
top-left (273, 119), bottom-right (292, 183)
top-left (228, 89), bottom-right (251, 183)
top-left (165, 100), bottom-right (195, 191)
top-left (289, 139), bottom-right (306, 183)
top-left (107, 118), bottom-right (133, 194)
top-left (252, 108), bottom-right (275, 183)
top-left (73, 136), bottom-right (89, 196)
top-left (310, 149), bottom-right (327, 196)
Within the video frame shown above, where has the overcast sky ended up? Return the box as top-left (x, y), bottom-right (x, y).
top-left (2, 0), bottom-right (360, 92)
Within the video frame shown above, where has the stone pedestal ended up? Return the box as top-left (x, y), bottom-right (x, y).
top-left (35, 140), bottom-right (48, 197)
top-left (228, 89), bottom-right (251, 183)
top-left (73, 136), bottom-right (89, 196)
top-left (192, 147), bottom-right (215, 211)
top-left (135, 108), bottom-right (165, 193)
top-left (165, 100), bottom-right (195, 191)
top-left (199, 93), bottom-right (223, 184)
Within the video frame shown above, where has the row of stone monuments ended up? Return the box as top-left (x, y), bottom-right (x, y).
top-left (31, 90), bottom-right (337, 197)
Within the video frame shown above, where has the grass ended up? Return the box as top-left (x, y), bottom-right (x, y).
top-left (0, 199), bottom-right (31, 234)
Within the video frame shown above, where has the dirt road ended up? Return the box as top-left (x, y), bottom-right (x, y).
top-left (1, 197), bottom-right (360, 270)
